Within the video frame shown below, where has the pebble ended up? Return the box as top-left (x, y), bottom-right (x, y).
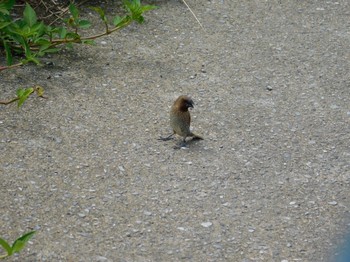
top-left (328, 201), bottom-right (337, 206)
top-left (201, 222), bottom-right (213, 228)
top-left (330, 104), bottom-right (339, 109)
top-left (96, 256), bottom-right (108, 261)
top-left (78, 213), bottom-right (86, 218)
top-left (144, 211), bottom-right (152, 216)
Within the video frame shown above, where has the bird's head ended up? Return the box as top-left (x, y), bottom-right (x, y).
top-left (175, 95), bottom-right (194, 111)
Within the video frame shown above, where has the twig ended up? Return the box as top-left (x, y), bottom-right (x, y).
top-left (181, 0), bottom-right (205, 31)
top-left (0, 97), bottom-right (19, 105)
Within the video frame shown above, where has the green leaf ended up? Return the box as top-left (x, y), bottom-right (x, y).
top-left (17, 88), bottom-right (25, 97)
top-left (0, 21), bottom-right (13, 30)
top-left (34, 38), bottom-right (51, 45)
top-left (134, 15), bottom-right (144, 24)
top-left (113, 16), bottom-right (123, 27)
top-left (89, 6), bottom-right (107, 23)
top-left (17, 88), bottom-right (34, 108)
top-left (12, 231), bottom-right (36, 253)
top-left (69, 3), bottom-right (79, 20)
top-left (31, 21), bottom-right (46, 36)
top-left (123, 0), bottom-right (156, 24)
top-left (137, 15), bottom-right (145, 23)
top-left (0, 0), bottom-right (15, 15)
top-left (82, 39), bottom-right (95, 45)
top-left (0, 237), bottom-right (12, 257)
top-left (23, 3), bottom-right (37, 27)
top-left (7, 32), bottom-right (21, 45)
top-left (141, 5), bottom-right (158, 12)
top-left (78, 20), bottom-right (91, 29)
top-left (65, 32), bottom-right (80, 40)
top-left (17, 36), bottom-right (32, 58)
top-left (38, 45), bottom-right (60, 56)
top-left (58, 27), bottom-right (67, 38)
top-left (3, 41), bottom-right (13, 66)
top-left (23, 55), bottom-right (41, 65)
top-left (41, 48), bottom-right (60, 54)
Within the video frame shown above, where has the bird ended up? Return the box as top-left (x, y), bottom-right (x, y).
top-left (159, 95), bottom-right (203, 148)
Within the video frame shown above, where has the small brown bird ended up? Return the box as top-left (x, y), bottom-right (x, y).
top-left (159, 95), bottom-right (203, 147)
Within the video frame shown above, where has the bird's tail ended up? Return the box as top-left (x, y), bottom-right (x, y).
top-left (190, 132), bottom-right (204, 140)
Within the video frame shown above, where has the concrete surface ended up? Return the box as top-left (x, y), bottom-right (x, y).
top-left (1, 0), bottom-right (349, 261)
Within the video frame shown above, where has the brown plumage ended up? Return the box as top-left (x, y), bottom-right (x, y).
top-left (159, 95), bottom-right (203, 147)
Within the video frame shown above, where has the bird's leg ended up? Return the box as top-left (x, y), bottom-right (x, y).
top-left (179, 137), bottom-right (188, 148)
top-left (173, 137), bottom-right (188, 149)
top-left (158, 133), bottom-right (175, 141)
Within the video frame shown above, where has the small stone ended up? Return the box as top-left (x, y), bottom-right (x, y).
top-left (177, 227), bottom-right (185, 231)
top-left (34, 225), bottom-right (41, 230)
top-left (100, 41), bottom-right (107, 45)
top-left (328, 201), bottom-right (337, 206)
top-left (266, 85), bottom-right (273, 91)
top-left (201, 222), bottom-right (213, 228)
top-left (330, 104), bottom-right (339, 109)
top-left (96, 256), bottom-right (108, 261)
top-left (144, 211), bottom-right (152, 216)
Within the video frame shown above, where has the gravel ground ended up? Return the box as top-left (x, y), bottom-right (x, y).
top-left (1, 0), bottom-right (350, 261)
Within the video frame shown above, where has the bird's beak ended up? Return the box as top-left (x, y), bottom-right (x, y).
top-left (188, 101), bottom-right (194, 108)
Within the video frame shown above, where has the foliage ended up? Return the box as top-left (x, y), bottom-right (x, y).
top-left (0, 0), bottom-right (157, 71)
top-left (0, 231), bottom-right (36, 259)
top-left (0, 86), bottom-right (46, 107)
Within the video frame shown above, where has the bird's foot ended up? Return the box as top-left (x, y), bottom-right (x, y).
top-left (158, 135), bottom-right (174, 141)
top-left (173, 141), bottom-right (188, 149)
